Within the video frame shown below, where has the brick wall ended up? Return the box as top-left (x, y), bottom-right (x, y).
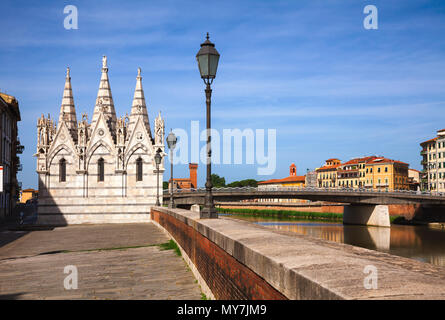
top-left (151, 208), bottom-right (287, 300)
top-left (387, 204), bottom-right (421, 220)
top-left (219, 204), bottom-right (345, 214)
top-left (219, 203), bottom-right (422, 219)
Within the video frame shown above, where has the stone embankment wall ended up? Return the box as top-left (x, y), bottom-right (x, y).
top-left (151, 207), bottom-right (445, 300)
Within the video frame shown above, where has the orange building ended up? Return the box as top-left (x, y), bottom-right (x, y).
top-left (169, 163), bottom-right (198, 190)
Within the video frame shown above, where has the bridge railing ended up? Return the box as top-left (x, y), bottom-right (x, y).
top-left (162, 186), bottom-right (445, 198)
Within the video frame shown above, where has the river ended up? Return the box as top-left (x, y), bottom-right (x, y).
top-left (224, 214), bottom-right (445, 267)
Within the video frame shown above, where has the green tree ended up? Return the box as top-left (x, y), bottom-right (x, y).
top-left (163, 181), bottom-right (169, 190)
top-left (211, 174), bottom-right (226, 188)
top-left (227, 179), bottom-right (258, 188)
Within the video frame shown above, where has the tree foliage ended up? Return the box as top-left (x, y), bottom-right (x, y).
top-left (210, 174), bottom-right (259, 188)
top-left (226, 179), bottom-right (258, 188)
top-left (211, 174), bottom-right (226, 188)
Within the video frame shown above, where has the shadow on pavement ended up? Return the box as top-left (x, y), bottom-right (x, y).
top-left (0, 293), bottom-right (24, 300)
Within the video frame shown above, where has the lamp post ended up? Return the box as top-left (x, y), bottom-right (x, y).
top-left (196, 32), bottom-right (220, 219)
top-left (154, 149), bottom-right (162, 206)
top-left (166, 130), bottom-right (177, 208)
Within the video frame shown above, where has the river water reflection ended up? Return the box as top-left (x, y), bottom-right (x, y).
top-left (226, 215), bottom-right (445, 267)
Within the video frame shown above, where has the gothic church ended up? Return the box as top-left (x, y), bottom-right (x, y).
top-left (35, 56), bottom-right (165, 224)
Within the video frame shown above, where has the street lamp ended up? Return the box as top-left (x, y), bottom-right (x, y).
top-left (154, 149), bottom-right (162, 206)
top-left (166, 130), bottom-right (177, 209)
top-left (196, 32), bottom-right (220, 219)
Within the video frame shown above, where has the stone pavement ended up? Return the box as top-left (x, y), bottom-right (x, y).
top-left (0, 223), bottom-right (202, 300)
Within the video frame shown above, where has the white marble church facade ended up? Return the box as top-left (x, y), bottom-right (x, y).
top-left (35, 56), bottom-right (165, 225)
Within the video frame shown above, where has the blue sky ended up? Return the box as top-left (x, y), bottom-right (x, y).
top-left (1, 0), bottom-right (445, 188)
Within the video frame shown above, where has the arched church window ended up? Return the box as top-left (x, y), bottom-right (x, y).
top-left (136, 157), bottom-right (143, 181)
top-left (98, 158), bottom-right (105, 182)
top-left (59, 158), bottom-right (66, 182)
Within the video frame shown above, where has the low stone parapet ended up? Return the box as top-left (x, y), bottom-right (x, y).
top-left (151, 207), bottom-right (445, 300)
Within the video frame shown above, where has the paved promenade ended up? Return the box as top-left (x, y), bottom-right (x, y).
top-left (0, 223), bottom-right (202, 300)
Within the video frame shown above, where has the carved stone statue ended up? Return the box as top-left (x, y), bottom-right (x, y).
top-left (38, 126), bottom-right (43, 146)
top-left (155, 111), bottom-right (164, 145)
top-left (102, 55), bottom-right (107, 69)
top-left (42, 124), bottom-right (48, 146)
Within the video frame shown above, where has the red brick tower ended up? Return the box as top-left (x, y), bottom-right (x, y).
top-left (289, 163), bottom-right (297, 176)
top-left (189, 163), bottom-right (198, 189)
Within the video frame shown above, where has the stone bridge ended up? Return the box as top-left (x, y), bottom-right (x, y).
top-left (163, 187), bottom-right (445, 227)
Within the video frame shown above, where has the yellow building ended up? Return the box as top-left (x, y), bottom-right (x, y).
top-left (358, 156), bottom-right (377, 188)
top-left (316, 158), bottom-right (341, 188)
top-left (258, 164), bottom-right (306, 188)
top-left (258, 163), bottom-right (306, 203)
top-left (315, 156), bottom-right (410, 191)
top-left (20, 188), bottom-right (38, 203)
top-left (364, 157), bottom-right (409, 191)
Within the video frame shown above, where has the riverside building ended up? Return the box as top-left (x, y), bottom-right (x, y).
top-left (420, 129), bottom-right (445, 192)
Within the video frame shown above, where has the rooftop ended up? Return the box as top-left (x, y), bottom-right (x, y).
top-left (420, 137), bottom-right (437, 145)
top-left (258, 175), bottom-right (306, 185)
top-left (0, 92), bottom-right (21, 121)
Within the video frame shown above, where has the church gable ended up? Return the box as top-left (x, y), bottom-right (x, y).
top-left (47, 120), bottom-right (77, 167)
top-left (86, 111), bottom-right (116, 161)
top-left (125, 116), bottom-right (153, 168)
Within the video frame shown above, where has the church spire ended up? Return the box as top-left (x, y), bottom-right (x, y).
top-left (128, 67), bottom-right (152, 137)
top-left (58, 67), bottom-right (78, 138)
top-left (91, 55), bottom-right (117, 133)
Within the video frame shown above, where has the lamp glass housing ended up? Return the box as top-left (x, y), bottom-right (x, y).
top-left (154, 152), bottom-right (161, 165)
top-left (196, 34), bottom-right (220, 79)
top-left (166, 131), bottom-right (177, 150)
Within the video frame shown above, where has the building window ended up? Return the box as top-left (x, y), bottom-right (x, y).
top-left (378, 168), bottom-right (381, 173)
top-left (98, 158), bottom-right (105, 182)
top-left (136, 157), bottom-right (143, 181)
top-left (385, 167), bottom-right (388, 172)
top-left (59, 158), bottom-right (66, 182)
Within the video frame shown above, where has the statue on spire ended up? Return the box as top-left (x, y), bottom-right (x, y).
top-left (155, 111), bottom-right (164, 145)
top-left (102, 55), bottom-right (107, 69)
